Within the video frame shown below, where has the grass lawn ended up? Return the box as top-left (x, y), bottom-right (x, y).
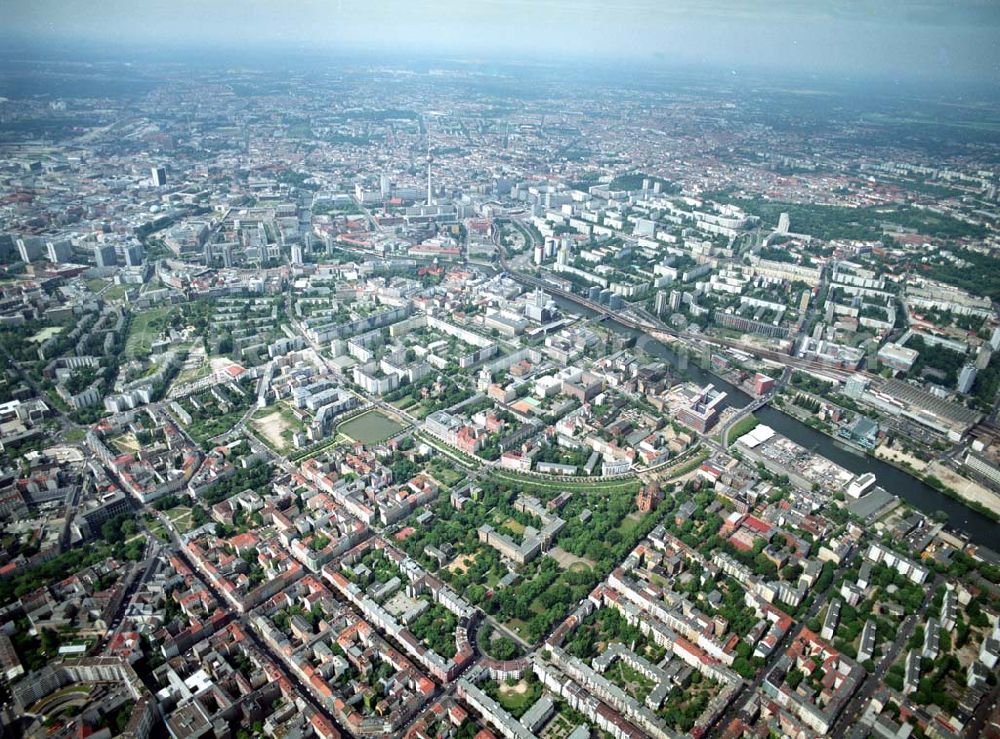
top-left (615, 510), bottom-right (646, 537)
top-left (494, 678), bottom-right (541, 716)
top-left (63, 427), bottom-right (87, 443)
top-left (85, 278), bottom-right (108, 293)
top-left (403, 401), bottom-right (431, 419)
top-left (125, 306), bottom-right (176, 359)
top-left (146, 517), bottom-right (169, 542)
top-left (110, 432), bottom-right (141, 453)
top-left (175, 361), bottom-right (212, 385)
top-left (426, 459), bottom-right (464, 487)
top-left (726, 413), bottom-right (758, 446)
top-left (506, 618), bottom-right (531, 640)
top-left (104, 284), bottom-right (127, 301)
top-left (164, 506), bottom-right (194, 533)
top-left (503, 584), bottom-right (560, 639)
top-left (28, 326), bottom-right (63, 344)
top-left (492, 470), bottom-right (640, 494)
top-left (338, 409), bottom-right (407, 444)
top-left (501, 517), bottom-right (526, 536)
top-left (610, 660), bottom-right (656, 703)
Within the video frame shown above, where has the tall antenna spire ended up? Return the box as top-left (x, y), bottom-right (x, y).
top-left (425, 139), bottom-right (433, 206)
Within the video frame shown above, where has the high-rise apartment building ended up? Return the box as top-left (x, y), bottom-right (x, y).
top-left (46, 240), bottom-right (73, 263)
top-left (16, 237), bottom-right (45, 263)
top-left (958, 364), bottom-right (977, 394)
top-left (94, 243), bottom-right (117, 268)
top-left (124, 244), bottom-right (144, 267)
top-left (654, 290), bottom-right (669, 316)
top-left (150, 166), bottom-right (167, 187)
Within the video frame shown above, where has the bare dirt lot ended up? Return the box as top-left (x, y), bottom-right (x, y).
top-left (926, 461), bottom-right (1000, 517)
top-left (252, 411), bottom-right (292, 450)
top-left (875, 444), bottom-right (929, 472)
top-left (448, 553), bottom-right (478, 575)
top-left (547, 546), bottom-right (595, 572)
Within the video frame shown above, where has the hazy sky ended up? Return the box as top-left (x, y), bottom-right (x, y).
top-left (3, 0), bottom-right (999, 83)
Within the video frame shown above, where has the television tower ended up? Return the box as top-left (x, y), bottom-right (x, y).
top-left (425, 143), bottom-right (433, 206)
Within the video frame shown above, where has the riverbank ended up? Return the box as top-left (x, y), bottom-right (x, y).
top-left (775, 412), bottom-right (1000, 523)
top-left (873, 441), bottom-right (1000, 514)
top-left (924, 462), bottom-right (1000, 520)
top-left (548, 293), bottom-right (1000, 545)
top-left (874, 443), bottom-right (929, 472)
top-left (769, 410), bottom-right (1000, 524)
top-left (719, 353), bottom-right (1000, 527)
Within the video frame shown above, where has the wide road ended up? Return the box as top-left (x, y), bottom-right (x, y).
top-left (94, 539), bottom-right (160, 653)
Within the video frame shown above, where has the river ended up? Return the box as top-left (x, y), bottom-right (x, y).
top-left (553, 297), bottom-right (997, 547)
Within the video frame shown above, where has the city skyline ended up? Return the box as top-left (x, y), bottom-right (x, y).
top-left (0, 4), bottom-right (997, 738)
top-left (2, 0), bottom-right (1000, 85)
